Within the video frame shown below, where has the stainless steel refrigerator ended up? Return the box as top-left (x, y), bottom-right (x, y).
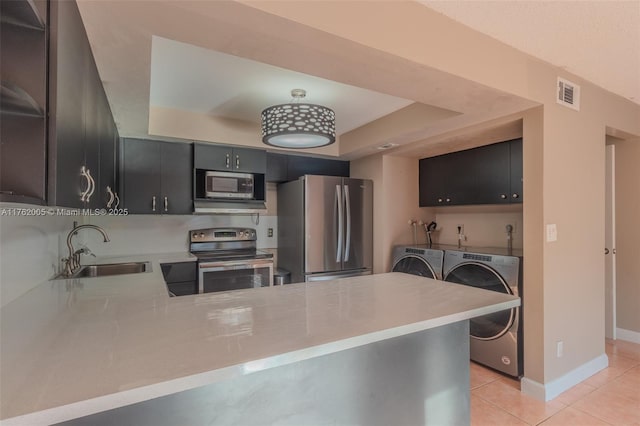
top-left (278, 175), bottom-right (373, 283)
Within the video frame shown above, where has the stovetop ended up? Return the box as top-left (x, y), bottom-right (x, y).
top-left (188, 227), bottom-right (273, 262)
top-left (192, 249), bottom-right (273, 263)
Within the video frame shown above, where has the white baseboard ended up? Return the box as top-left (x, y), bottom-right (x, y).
top-left (521, 354), bottom-right (609, 401)
top-left (616, 328), bottom-right (640, 344)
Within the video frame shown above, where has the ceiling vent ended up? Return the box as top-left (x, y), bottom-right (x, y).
top-left (557, 77), bottom-right (580, 111)
top-left (377, 143), bottom-right (399, 150)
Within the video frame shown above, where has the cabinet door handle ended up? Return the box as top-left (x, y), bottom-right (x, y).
top-left (80, 166), bottom-right (91, 202)
top-left (152, 196), bottom-right (156, 212)
top-left (164, 196), bottom-right (168, 212)
top-left (500, 194), bottom-right (507, 199)
top-left (605, 248), bottom-right (609, 255)
top-left (344, 185), bottom-right (351, 262)
top-left (106, 186), bottom-right (115, 208)
top-left (236, 155), bottom-right (240, 169)
top-left (85, 169), bottom-right (96, 202)
top-left (225, 154), bottom-right (230, 168)
top-left (437, 198), bottom-right (443, 203)
top-left (445, 198), bottom-right (451, 203)
top-left (512, 193), bottom-right (519, 199)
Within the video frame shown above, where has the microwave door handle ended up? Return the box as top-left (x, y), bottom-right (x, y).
top-left (344, 184), bottom-right (351, 262)
top-left (336, 184), bottom-right (343, 263)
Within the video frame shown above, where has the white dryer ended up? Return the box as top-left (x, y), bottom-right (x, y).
top-left (443, 248), bottom-right (523, 377)
top-left (391, 246), bottom-right (444, 280)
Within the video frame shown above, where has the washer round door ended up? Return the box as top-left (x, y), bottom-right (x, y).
top-left (392, 255), bottom-right (436, 279)
top-left (444, 262), bottom-right (515, 340)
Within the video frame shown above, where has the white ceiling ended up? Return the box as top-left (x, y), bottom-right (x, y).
top-left (150, 36), bottom-right (414, 135)
top-left (421, 0), bottom-right (640, 104)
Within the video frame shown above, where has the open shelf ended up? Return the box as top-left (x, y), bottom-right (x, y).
top-left (0, 81), bottom-right (45, 117)
top-left (0, 0), bottom-right (45, 31)
top-left (0, 192), bottom-right (46, 206)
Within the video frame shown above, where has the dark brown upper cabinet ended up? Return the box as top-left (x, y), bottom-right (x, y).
top-left (419, 138), bottom-right (523, 207)
top-left (120, 138), bottom-right (192, 215)
top-left (265, 152), bottom-right (350, 183)
top-left (48, 0), bottom-right (119, 209)
top-left (194, 143), bottom-right (266, 174)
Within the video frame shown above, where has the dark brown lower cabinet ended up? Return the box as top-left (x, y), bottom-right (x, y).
top-left (161, 262), bottom-right (197, 296)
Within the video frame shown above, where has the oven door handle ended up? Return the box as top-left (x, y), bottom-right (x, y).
top-left (199, 260), bottom-right (273, 270)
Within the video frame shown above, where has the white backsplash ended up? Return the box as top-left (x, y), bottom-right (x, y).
top-left (81, 214), bottom-right (277, 256)
top-left (79, 182), bottom-right (279, 256)
top-left (0, 208), bottom-right (76, 307)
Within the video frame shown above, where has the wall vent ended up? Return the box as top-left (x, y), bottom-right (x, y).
top-left (557, 77), bottom-right (580, 111)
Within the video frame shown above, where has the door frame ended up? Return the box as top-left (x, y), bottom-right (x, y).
top-left (605, 144), bottom-right (617, 339)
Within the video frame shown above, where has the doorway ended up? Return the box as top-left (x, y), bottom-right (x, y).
top-left (604, 143), bottom-right (616, 339)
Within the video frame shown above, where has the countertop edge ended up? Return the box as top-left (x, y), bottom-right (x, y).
top-left (1, 297), bottom-right (519, 426)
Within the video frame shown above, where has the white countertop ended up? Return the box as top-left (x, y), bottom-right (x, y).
top-left (0, 254), bottom-right (519, 425)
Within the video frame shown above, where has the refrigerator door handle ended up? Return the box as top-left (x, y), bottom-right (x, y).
top-left (336, 184), bottom-right (343, 263)
top-left (343, 184), bottom-right (351, 262)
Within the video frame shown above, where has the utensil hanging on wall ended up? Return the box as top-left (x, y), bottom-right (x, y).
top-left (424, 221), bottom-right (437, 247)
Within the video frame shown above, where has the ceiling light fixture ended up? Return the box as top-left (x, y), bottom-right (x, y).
top-left (261, 89), bottom-right (336, 149)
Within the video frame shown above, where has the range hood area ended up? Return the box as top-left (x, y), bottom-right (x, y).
top-left (193, 200), bottom-right (267, 215)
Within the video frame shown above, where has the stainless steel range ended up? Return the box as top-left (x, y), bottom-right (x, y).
top-left (190, 227), bottom-right (274, 293)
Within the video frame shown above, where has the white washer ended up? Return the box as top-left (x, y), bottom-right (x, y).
top-left (443, 248), bottom-right (523, 377)
top-left (391, 246), bottom-right (444, 280)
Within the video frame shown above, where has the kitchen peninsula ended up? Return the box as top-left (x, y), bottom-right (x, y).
top-left (0, 259), bottom-right (519, 426)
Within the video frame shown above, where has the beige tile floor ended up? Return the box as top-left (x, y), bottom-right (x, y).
top-left (471, 339), bottom-right (640, 426)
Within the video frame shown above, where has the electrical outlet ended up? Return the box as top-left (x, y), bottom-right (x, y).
top-left (267, 228), bottom-right (273, 238)
top-left (546, 224), bottom-right (558, 242)
top-left (556, 341), bottom-right (564, 358)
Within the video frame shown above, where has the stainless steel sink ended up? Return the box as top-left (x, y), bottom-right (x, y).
top-left (54, 262), bottom-right (152, 279)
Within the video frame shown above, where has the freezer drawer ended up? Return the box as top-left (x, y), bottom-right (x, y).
top-left (305, 269), bottom-right (372, 282)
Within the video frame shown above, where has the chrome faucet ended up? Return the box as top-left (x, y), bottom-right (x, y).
top-left (62, 224), bottom-right (110, 277)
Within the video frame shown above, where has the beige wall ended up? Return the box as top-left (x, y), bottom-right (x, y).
top-left (522, 107), bottom-right (545, 382)
top-left (351, 154), bottom-right (433, 273)
top-left (350, 154), bottom-right (384, 273)
top-left (431, 206), bottom-right (523, 249)
top-left (614, 139), bottom-right (640, 334)
top-left (239, 0), bottom-right (640, 392)
top-left (381, 155), bottom-right (433, 271)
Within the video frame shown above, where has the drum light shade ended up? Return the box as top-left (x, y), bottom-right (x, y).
top-left (261, 90), bottom-right (336, 149)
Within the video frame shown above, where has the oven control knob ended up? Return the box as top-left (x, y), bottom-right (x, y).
top-left (199, 233), bottom-right (205, 238)
top-left (239, 231), bottom-right (245, 237)
top-left (192, 233), bottom-right (198, 239)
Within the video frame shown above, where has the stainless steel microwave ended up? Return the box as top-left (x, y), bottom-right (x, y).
top-left (205, 171), bottom-right (254, 199)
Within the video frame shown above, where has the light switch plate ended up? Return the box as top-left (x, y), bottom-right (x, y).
top-left (546, 224), bottom-right (558, 242)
